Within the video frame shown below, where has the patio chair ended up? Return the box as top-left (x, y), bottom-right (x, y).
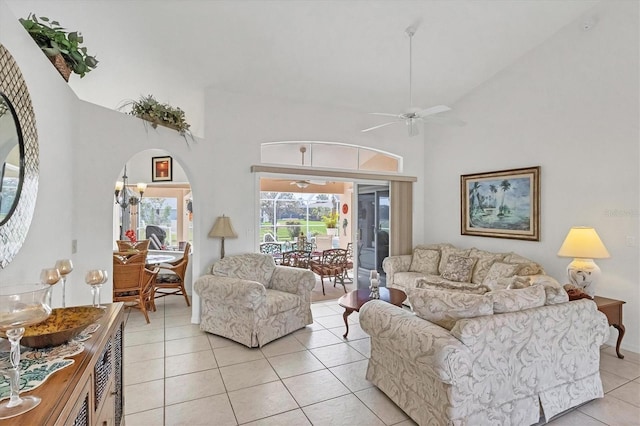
top-left (259, 242), bottom-right (283, 264)
top-left (146, 225), bottom-right (166, 249)
top-left (281, 250), bottom-right (311, 269)
top-left (309, 248), bottom-right (348, 295)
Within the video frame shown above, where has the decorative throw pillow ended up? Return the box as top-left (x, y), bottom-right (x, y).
top-left (503, 252), bottom-right (545, 275)
top-left (438, 247), bottom-right (471, 275)
top-left (482, 262), bottom-right (521, 288)
top-left (529, 275), bottom-right (569, 305)
top-left (409, 248), bottom-right (441, 275)
top-left (490, 286), bottom-right (545, 313)
top-left (441, 255), bottom-right (477, 283)
top-left (409, 287), bottom-right (493, 330)
top-left (469, 248), bottom-right (507, 284)
top-left (507, 276), bottom-right (532, 289)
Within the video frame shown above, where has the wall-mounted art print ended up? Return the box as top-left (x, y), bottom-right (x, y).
top-left (461, 166), bottom-right (540, 241)
top-left (152, 156), bottom-right (173, 182)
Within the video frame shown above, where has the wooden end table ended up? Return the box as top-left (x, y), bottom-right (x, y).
top-left (593, 296), bottom-right (626, 359)
top-left (338, 287), bottom-right (406, 339)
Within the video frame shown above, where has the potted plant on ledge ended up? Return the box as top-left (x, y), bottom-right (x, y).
top-left (121, 95), bottom-right (193, 143)
top-left (19, 13), bottom-right (98, 81)
top-left (322, 212), bottom-right (340, 237)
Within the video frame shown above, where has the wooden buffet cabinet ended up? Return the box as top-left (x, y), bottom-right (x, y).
top-left (7, 303), bottom-right (125, 426)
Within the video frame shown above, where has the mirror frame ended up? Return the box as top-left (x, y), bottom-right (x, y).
top-left (0, 44), bottom-right (39, 268)
top-left (0, 93), bottom-right (25, 227)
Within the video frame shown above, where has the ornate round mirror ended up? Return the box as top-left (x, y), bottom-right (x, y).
top-left (0, 93), bottom-right (24, 225)
top-left (0, 45), bottom-right (39, 268)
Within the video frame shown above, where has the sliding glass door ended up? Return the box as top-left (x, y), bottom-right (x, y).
top-left (356, 184), bottom-right (389, 288)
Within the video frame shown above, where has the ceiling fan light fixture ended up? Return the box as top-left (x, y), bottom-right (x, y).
top-left (407, 119), bottom-right (419, 137)
top-left (295, 181), bottom-right (309, 189)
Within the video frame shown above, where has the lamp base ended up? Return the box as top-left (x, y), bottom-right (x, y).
top-left (566, 258), bottom-right (601, 297)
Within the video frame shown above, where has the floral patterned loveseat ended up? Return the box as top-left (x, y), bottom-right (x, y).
top-left (194, 253), bottom-right (315, 347)
top-left (360, 286), bottom-right (610, 425)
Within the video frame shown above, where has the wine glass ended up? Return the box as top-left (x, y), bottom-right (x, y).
top-left (84, 270), bottom-right (104, 308)
top-left (0, 284), bottom-right (52, 419)
top-left (55, 259), bottom-right (73, 308)
top-left (39, 268), bottom-right (61, 307)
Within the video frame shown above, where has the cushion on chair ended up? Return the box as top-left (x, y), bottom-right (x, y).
top-left (211, 253), bottom-right (276, 287)
top-left (265, 290), bottom-right (301, 316)
top-left (408, 248), bottom-right (441, 275)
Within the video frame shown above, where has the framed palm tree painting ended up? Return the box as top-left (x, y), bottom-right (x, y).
top-left (461, 166), bottom-right (540, 241)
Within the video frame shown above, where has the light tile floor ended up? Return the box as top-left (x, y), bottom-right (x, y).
top-left (123, 297), bottom-right (640, 426)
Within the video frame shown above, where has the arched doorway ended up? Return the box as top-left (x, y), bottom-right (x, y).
top-left (112, 149), bottom-right (195, 305)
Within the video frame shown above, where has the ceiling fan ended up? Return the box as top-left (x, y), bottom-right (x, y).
top-left (290, 179), bottom-right (327, 189)
top-left (362, 26), bottom-right (457, 137)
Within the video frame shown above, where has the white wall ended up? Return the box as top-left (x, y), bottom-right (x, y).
top-left (0, 0), bottom-right (427, 322)
top-left (0, 2), bottom-right (76, 308)
top-left (424, 1), bottom-right (640, 352)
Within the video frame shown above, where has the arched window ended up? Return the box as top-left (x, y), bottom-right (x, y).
top-left (260, 141), bottom-right (402, 173)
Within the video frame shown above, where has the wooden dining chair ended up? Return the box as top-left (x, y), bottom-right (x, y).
top-left (154, 242), bottom-right (191, 306)
top-left (116, 239), bottom-right (150, 252)
top-left (113, 251), bottom-right (159, 323)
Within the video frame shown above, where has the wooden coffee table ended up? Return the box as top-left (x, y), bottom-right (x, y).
top-left (338, 287), bottom-right (406, 338)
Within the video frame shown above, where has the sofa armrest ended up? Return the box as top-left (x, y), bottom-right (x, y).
top-left (360, 300), bottom-right (472, 384)
top-left (382, 255), bottom-right (412, 288)
top-left (194, 275), bottom-right (266, 310)
top-left (270, 266), bottom-right (316, 295)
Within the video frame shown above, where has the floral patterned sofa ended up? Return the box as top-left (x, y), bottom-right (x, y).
top-left (383, 243), bottom-right (556, 296)
top-left (194, 253), bottom-right (316, 347)
top-left (360, 274), bottom-right (610, 425)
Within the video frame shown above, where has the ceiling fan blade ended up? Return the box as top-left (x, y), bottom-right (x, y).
top-left (361, 121), bottom-right (402, 133)
top-left (308, 180), bottom-right (326, 185)
top-left (415, 105), bottom-right (451, 118)
top-left (424, 115), bottom-right (467, 127)
top-left (369, 112), bottom-right (404, 118)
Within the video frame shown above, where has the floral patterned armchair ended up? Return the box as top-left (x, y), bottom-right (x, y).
top-left (194, 253), bottom-right (315, 347)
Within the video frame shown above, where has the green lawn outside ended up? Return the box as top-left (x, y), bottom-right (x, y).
top-left (260, 220), bottom-right (328, 241)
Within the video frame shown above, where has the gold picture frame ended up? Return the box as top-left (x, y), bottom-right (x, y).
top-left (461, 166), bottom-right (540, 241)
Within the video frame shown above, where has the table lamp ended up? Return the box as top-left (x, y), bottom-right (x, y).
top-left (557, 226), bottom-right (610, 297)
top-left (209, 215), bottom-right (237, 259)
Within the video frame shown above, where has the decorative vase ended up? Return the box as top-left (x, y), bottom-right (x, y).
top-left (326, 227), bottom-right (338, 237)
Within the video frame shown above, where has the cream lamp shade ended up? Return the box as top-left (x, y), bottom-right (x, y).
top-left (209, 215), bottom-right (237, 258)
top-left (557, 226), bottom-right (609, 297)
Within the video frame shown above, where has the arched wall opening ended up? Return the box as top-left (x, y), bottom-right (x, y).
top-left (112, 148), bottom-right (195, 300)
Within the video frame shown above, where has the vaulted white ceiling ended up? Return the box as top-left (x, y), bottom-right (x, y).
top-left (6, 0), bottom-right (600, 134)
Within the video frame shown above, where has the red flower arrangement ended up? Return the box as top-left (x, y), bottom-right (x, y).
top-left (125, 229), bottom-right (137, 242)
